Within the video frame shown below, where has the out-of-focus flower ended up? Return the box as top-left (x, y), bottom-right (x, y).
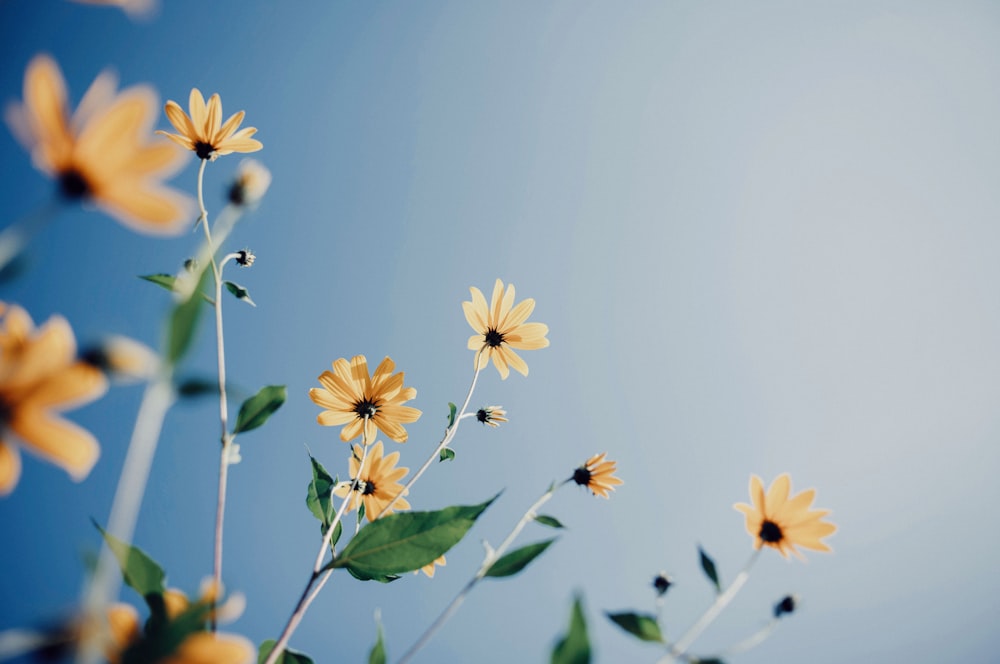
top-left (733, 474), bottom-right (837, 560)
top-left (571, 453), bottom-right (623, 499)
top-left (309, 355), bottom-right (421, 443)
top-left (5, 54), bottom-right (192, 234)
top-left (67, 0), bottom-right (156, 20)
top-left (475, 405), bottom-right (507, 427)
top-left (227, 159), bottom-right (271, 207)
top-left (463, 279), bottom-right (549, 379)
top-left (158, 89), bottom-right (262, 161)
top-left (416, 555), bottom-right (446, 578)
top-left (0, 303), bottom-right (107, 495)
top-left (81, 335), bottom-right (160, 383)
top-left (773, 594), bottom-right (797, 618)
top-left (334, 441), bottom-right (410, 522)
top-left (652, 572), bottom-right (672, 597)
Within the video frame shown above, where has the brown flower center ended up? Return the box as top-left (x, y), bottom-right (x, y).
top-left (484, 328), bottom-right (505, 347)
top-left (194, 141), bottom-right (216, 160)
top-left (759, 519), bottom-right (783, 543)
top-left (572, 467), bottom-right (592, 487)
top-left (353, 399), bottom-right (378, 419)
top-left (58, 168), bottom-right (90, 200)
top-left (351, 479), bottom-right (376, 496)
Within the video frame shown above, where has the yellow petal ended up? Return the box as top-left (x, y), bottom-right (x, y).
top-left (23, 361), bottom-right (107, 410)
top-left (0, 441), bottom-right (22, 495)
top-left (188, 88), bottom-right (207, 137)
top-left (9, 410), bottom-right (100, 480)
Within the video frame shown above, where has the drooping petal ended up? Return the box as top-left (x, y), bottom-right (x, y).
top-left (10, 410), bottom-right (100, 481)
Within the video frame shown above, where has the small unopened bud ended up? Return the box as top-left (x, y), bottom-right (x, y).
top-left (774, 594), bottom-right (797, 618)
top-left (228, 159), bottom-right (271, 207)
top-left (81, 335), bottom-right (160, 383)
top-left (653, 572), bottom-right (673, 596)
top-left (235, 249), bottom-right (255, 267)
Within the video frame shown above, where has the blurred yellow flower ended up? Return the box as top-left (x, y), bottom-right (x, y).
top-left (0, 303), bottom-right (107, 495)
top-left (309, 355), bottom-right (421, 443)
top-left (5, 54), bottom-right (192, 234)
top-left (572, 453), bottom-right (623, 498)
top-left (417, 555), bottom-right (446, 578)
top-left (228, 158), bottom-right (271, 207)
top-left (158, 89), bottom-right (262, 160)
top-left (334, 440), bottom-right (410, 522)
top-left (68, 0), bottom-right (155, 19)
top-left (463, 279), bottom-right (549, 379)
top-left (734, 474), bottom-right (837, 560)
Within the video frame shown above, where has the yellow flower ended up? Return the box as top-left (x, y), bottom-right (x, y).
top-left (0, 303), bottom-right (107, 495)
top-left (571, 453), bottom-right (623, 498)
top-left (227, 158), bottom-right (271, 207)
top-left (333, 440), bottom-right (410, 521)
top-left (158, 89), bottom-right (262, 160)
top-left (5, 54), bottom-right (192, 234)
top-left (475, 405), bottom-right (507, 427)
top-left (463, 279), bottom-right (549, 379)
top-left (734, 474), bottom-right (837, 560)
top-left (309, 355), bottom-right (421, 443)
top-left (416, 555), bottom-right (446, 578)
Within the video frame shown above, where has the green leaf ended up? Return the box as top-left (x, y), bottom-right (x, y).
top-left (257, 640), bottom-right (315, 664)
top-left (551, 594), bottom-right (590, 664)
top-left (330, 520), bottom-right (343, 550)
top-left (485, 539), bottom-right (557, 578)
top-left (306, 455), bottom-right (335, 528)
top-left (691, 659), bottom-right (726, 664)
top-left (606, 612), bottom-right (664, 643)
top-left (233, 385), bottom-right (286, 434)
top-left (224, 280), bottom-right (256, 307)
top-left (439, 447), bottom-right (456, 462)
top-left (141, 274), bottom-right (213, 304)
top-left (699, 546), bottom-right (721, 593)
top-left (368, 619), bottom-right (386, 664)
top-left (175, 377), bottom-right (216, 398)
top-left (447, 402), bottom-right (457, 427)
top-left (329, 494), bottom-right (498, 578)
top-left (93, 521), bottom-right (165, 600)
top-left (534, 515), bottom-right (565, 529)
top-left (358, 502), bottom-right (366, 525)
top-left (166, 270), bottom-right (209, 365)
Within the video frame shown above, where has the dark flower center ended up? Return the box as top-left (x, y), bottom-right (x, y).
top-left (759, 520), bottom-right (783, 543)
top-left (0, 398), bottom-right (11, 427)
top-left (351, 479), bottom-right (375, 496)
top-left (484, 328), bottom-right (505, 347)
top-left (476, 409), bottom-right (488, 423)
top-left (572, 467), bottom-right (592, 487)
top-left (58, 168), bottom-right (90, 200)
top-left (354, 399), bottom-right (378, 419)
top-left (194, 141), bottom-right (216, 160)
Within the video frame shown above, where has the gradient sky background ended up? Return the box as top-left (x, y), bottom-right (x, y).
top-left (2, 1), bottom-right (1000, 662)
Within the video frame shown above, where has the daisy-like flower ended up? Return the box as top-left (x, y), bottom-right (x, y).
top-left (0, 303), bottom-right (107, 495)
top-left (309, 355), bottom-right (421, 443)
top-left (81, 334), bottom-right (160, 384)
top-left (416, 555), bottom-right (446, 578)
top-left (733, 474), bottom-right (837, 560)
top-left (571, 453), bottom-right (623, 498)
top-left (476, 405), bottom-right (507, 427)
top-left (463, 279), bottom-right (549, 379)
top-left (5, 54), bottom-right (192, 234)
top-left (158, 89), bottom-right (262, 161)
top-left (227, 158), bottom-right (271, 207)
top-left (333, 440), bottom-right (410, 522)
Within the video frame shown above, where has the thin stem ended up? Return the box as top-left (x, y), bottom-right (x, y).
top-left (76, 376), bottom-right (175, 664)
top-left (397, 481), bottom-right (565, 664)
top-left (376, 351), bottom-right (484, 520)
top-left (720, 618), bottom-right (779, 656)
top-left (660, 548), bottom-right (763, 662)
top-left (0, 199), bottom-right (61, 274)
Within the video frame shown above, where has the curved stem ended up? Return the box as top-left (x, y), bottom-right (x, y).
top-left (720, 618), bottom-right (779, 656)
top-left (376, 351), bottom-right (484, 520)
top-left (660, 548), bottom-right (763, 662)
top-left (0, 199), bottom-right (61, 275)
top-left (397, 480), bottom-right (565, 664)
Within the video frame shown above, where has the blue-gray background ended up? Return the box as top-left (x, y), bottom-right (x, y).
top-left (2, 1), bottom-right (999, 662)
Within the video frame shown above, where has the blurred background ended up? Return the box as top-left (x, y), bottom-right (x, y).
top-left (2, 1), bottom-right (999, 662)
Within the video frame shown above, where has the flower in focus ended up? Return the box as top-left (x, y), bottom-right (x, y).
top-left (571, 453), bottom-right (623, 498)
top-left (463, 279), bottom-right (549, 379)
top-left (309, 355), bottom-right (421, 443)
top-left (333, 440), bottom-right (410, 521)
top-left (68, 0), bottom-right (156, 19)
top-left (81, 335), bottom-right (160, 383)
top-left (227, 159), bottom-right (271, 206)
top-left (158, 89), bottom-right (262, 160)
top-left (5, 54), bottom-right (192, 234)
top-left (234, 249), bottom-right (255, 267)
top-left (476, 405), bottom-right (507, 427)
top-left (0, 303), bottom-right (107, 495)
top-left (733, 474), bottom-right (837, 560)
top-left (416, 555), bottom-right (446, 578)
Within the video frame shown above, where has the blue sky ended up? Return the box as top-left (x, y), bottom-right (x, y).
top-left (2, 1), bottom-right (1000, 662)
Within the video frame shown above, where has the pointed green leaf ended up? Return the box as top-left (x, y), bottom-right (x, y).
top-left (166, 271), bottom-right (209, 365)
top-left (329, 494), bottom-right (498, 578)
top-left (175, 377), bottom-right (217, 398)
top-left (439, 448), bottom-right (456, 462)
top-left (699, 546), bottom-right (721, 593)
top-left (368, 619), bottom-right (386, 664)
top-left (330, 520), bottom-right (343, 550)
top-left (534, 515), bottom-right (565, 529)
top-left (447, 402), bottom-right (457, 427)
top-left (257, 640), bottom-right (315, 664)
top-left (224, 280), bottom-right (256, 307)
top-left (93, 521), bottom-right (165, 599)
top-left (306, 455), bottom-right (335, 528)
top-left (606, 612), bottom-right (664, 643)
top-left (233, 385), bottom-right (286, 434)
top-left (142, 274), bottom-right (213, 304)
top-left (357, 502), bottom-right (366, 525)
top-left (552, 594), bottom-right (590, 664)
top-left (485, 538), bottom-right (557, 578)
